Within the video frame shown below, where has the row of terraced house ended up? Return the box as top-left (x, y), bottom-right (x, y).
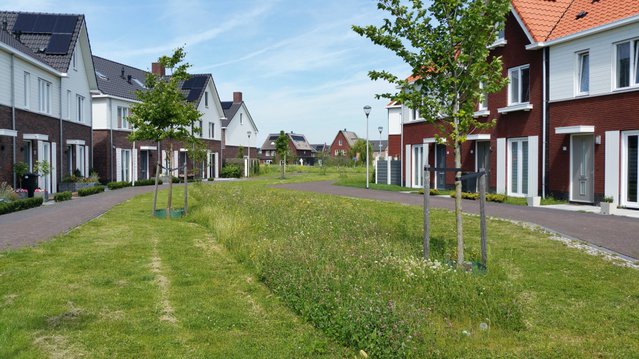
top-left (386, 0), bottom-right (639, 209)
top-left (0, 11), bottom-right (258, 192)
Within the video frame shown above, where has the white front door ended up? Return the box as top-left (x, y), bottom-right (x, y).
top-left (571, 135), bottom-right (594, 203)
top-left (622, 131), bottom-right (639, 208)
top-left (508, 138), bottom-right (529, 197)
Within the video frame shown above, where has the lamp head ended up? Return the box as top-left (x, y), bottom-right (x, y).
top-left (363, 105), bottom-right (371, 116)
top-left (378, 126), bottom-right (383, 133)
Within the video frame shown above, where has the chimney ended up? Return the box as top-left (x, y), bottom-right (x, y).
top-left (2, 17), bottom-right (7, 32)
top-left (152, 62), bottom-right (165, 77)
top-left (233, 91), bottom-right (243, 103)
top-left (127, 75), bottom-right (132, 84)
top-left (120, 67), bottom-right (125, 79)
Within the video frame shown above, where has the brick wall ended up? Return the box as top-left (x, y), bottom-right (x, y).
top-left (330, 131), bottom-right (352, 157)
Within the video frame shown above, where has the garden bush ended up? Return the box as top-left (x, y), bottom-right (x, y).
top-left (107, 181), bottom-right (131, 190)
top-left (220, 164), bottom-right (241, 178)
top-left (449, 192), bottom-right (507, 203)
top-left (0, 197), bottom-right (43, 215)
top-left (134, 178), bottom-right (162, 186)
top-left (54, 191), bottom-right (72, 202)
top-left (78, 185), bottom-right (105, 197)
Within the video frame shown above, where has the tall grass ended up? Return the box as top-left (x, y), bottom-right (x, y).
top-left (190, 182), bottom-right (525, 358)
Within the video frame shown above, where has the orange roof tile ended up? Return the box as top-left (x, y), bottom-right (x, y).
top-left (547, 0), bottom-right (639, 41)
top-left (511, 0), bottom-right (572, 42)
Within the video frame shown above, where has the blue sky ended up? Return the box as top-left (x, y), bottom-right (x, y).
top-left (4, 0), bottom-right (410, 145)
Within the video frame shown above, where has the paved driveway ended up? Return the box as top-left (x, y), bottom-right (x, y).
top-left (0, 185), bottom-right (161, 250)
top-left (276, 181), bottom-right (639, 260)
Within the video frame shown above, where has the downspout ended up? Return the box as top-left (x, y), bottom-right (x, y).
top-left (109, 97), bottom-right (113, 182)
top-left (59, 79), bottom-right (63, 183)
top-left (10, 54), bottom-right (16, 189)
top-left (542, 47), bottom-right (549, 198)
top-left (400, 105), bottom-right (404, 187)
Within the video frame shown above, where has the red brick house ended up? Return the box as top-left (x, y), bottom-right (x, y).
top-left (0, 11), bottom-right (98, 193)
top-left (329, 129), bottom-right (359, 158)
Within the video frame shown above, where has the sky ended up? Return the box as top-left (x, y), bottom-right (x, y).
top-left (3, 0), bottom-right (411, 146)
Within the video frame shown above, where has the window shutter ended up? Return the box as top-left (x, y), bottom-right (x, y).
top-left (132, 149), bottom-right (138, 183)
top-left (116, 148), bottom-right (122, 182)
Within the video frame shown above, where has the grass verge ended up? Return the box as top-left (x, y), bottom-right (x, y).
top-left (0, 188), bottom-right (351, 358)
top-left (190, 178), bottom-right (639, 358)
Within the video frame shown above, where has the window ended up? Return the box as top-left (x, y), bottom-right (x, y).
top-left (412, 108), bottom-right (419, 121)
top-left (478, 82), bottom-right (488, 111)
top-left (204, 91), bottom-right (209, 107)
top-left (117, 106), bottom-right (129, 129)
top-left (23, 72), bottom-right (30, 108)
top-left (508, 138), bottom-right (529, 196)
top-left (23, 140), bottom-right (33, 171)
top-left (508, 65), bottom-right (530, 105)
top-left (240, 113), bottom-right (243, 125)
top-left (338, 139), bottom-right (342, 146)
top-left (577, 52), bottom-right (590, 94)
top-left (209, 122), bottom-right (214, 138)
top-left (76, 95), bottom-right (84, 122)
top-left (121, 149), bottom-right (131, 182)
top-left (66, 91), bottom-right (71, 119)
top-left (615, 40), bottom-right (639, 89)
top-left (496, 27), bottom-right (505, 42)
top-left (72, 51), bottom-right (77, 70)
top-left (198, 120), bottom-right (203, 136)
top-left (38, 78), bottom-right (51, 114)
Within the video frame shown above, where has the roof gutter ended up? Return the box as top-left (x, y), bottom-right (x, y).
top-left (526, 13), bottom-right (639, 50)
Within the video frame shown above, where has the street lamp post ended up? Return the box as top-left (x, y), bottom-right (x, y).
top-left (247, 131), bottom-right (252, 177)
top-left (364, 105), bottom-right (371, 189)
top-left (378, 126), bottom-right (383, 159)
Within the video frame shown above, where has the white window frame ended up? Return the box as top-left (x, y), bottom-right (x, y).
top-left (478, 82), bottom-right (488, 111)
top-left (204, 91), bottom-right (209, 107)
top-left (240, 113), bottom-right (243, 125)
top-left (117, 106), bottom-right (129, 129)
top-left (508, 65), bottom-right (530, 105)
top-left (38, 78), bottom-right (51, 114)
top-left (76, 94), bottom-right (84, 123)
top-left (23, 72), bottom-right (30, 109)
top-left (121, 149), bottom-right (131, 182)
top-left (613, 39), bottom-right (639, 90)
top-left (507, 137), bottom-right (529, 197)
top-left (576, 51), bottom-right (590, 96)
top-left (209, 122), bottom-right (214, 139)
top-left (621, 131), bottom-right (639, 208)
top-left (72, 51), bottom-right (77, 71)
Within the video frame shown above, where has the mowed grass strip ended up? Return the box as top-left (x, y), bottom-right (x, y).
top-left (0, 189), bottom-right (351, 358)
top-left (190, 179), bottom-right (639, 358)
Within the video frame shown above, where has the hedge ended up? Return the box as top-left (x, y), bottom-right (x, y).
top-left (134, 179), bottom-right (162, 186)
top-left (54, 191), bottom-right (72, 202)
top-left (221, 164), bottom-right (242, 178)
top-left (78, 185), bottom-right (105, 197)
top-left (0, 197), bottom-right (43, 215)
top-left (107, 181), bottom-right (131, 190)
top-left (449, 192), bottom-right (507, 203)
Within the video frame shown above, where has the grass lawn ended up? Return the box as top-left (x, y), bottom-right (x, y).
top-left (0, 188), bottom-right (351, 358)
top-left (1, 173), bottom-right (637, 358)
top-left (191, 176), bottom-right (639, 358)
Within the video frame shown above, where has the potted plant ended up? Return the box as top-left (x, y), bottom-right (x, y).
top-left (13, 161), bottom-right (28, 189)
top-left (600, 196), bottom-right (617, 215)
top-left (33, 160), bottom-right (51, 201)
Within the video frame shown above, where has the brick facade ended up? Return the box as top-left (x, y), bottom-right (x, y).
top-left (330, 131), bottom-right (354, 158)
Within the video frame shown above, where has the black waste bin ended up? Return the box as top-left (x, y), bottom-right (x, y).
top-left (23, 173), bottom-right (38, 198)
top-left (461, 172), bottom-right (477, 193)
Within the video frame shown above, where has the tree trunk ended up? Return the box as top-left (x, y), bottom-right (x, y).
top-left (455, 140), bottom-right (463, 265)
top-left (167, 142), bottom-right (173, 219)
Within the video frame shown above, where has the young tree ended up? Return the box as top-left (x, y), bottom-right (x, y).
top-left (128, 47), bottom-right (203, 217)
top-left (353, 0), bottom-right (510, 265)
top-left (274, 131), bottom-right (289, 179)
top-left (349, 139), bottom-right (372, 166)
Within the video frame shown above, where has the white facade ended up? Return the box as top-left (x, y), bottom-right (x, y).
top-left (549, 21), bottom-right (639, 102)
top-left (224, 103), bottom-right (258, 147)
top-left (386, 104), bottom-right (402, 135)
top-left (195, 80), bottom-right (224, 141)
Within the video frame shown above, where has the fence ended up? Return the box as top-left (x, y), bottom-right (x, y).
top-left (374, 158), bottom-right (401, 186)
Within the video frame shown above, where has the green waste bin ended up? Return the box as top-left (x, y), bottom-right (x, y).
top-left (153, 208), bottom-right (185, 219)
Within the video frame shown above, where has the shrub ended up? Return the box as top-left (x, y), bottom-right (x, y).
top-left (54, 191), bottom-right (72, 202)
top-left (0, 182), bottom-right (18, 202)
top-left (134, 179), bottom-right (162, 186)
top-left (221, 164), bottom-right (241, 178)
top-left (107, 181), bottom-right (131, 190)
top-left (487, 193), bottom-right (507, 203)
top-left (0, 197), bottom-right (43, 215)
top-left (78, 185), bottom-right (105, 197)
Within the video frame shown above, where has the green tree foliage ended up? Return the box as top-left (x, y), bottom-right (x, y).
top-left (128, 48), bottom-right (203, 216)
top-left (349, 139), bottom-right (373, 166)
top-left (353, 0), bottom-right (510, 265)
top-left (275, 131), bottom-right (289, 179)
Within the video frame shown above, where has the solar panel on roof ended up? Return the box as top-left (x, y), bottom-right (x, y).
top-left (45, 33), bottom-right (72, 55)
top-left (33, 14), bottom-right (57, 33)
top-left (52, 16), bottom-right (78, 34)
top-left (183, 76), bottom-right (207, 89)
top-left (12, 13), bottom-right (38, 33)
top-left (186, 90), bottom-right (200, 102)
top-left (292, 135), bottom-right (305, 142)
